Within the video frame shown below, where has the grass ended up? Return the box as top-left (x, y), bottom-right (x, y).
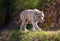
top-left (0, 29), bottom-right (60, 41)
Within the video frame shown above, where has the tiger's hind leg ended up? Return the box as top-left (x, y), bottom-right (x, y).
top-left (20, 20), bottom-right (28, 31)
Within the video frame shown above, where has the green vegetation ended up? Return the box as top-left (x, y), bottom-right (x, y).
top-left (0, 30), bottom-right (60, 41)
top-left (16, 0), bottom-right (44, 9)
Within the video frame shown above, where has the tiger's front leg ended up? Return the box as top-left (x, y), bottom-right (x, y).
top-left (31, 21), bottom-right (41, 31)
top-left (35, 22), bottom-right (41, 31)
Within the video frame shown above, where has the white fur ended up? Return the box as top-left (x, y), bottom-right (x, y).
top-left (20, 9), bottom-right (44, 31)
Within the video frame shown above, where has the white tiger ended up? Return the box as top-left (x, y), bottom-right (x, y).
top-left (20, 9), bottom-right (44, 31)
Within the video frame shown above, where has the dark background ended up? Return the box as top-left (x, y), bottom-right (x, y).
top-left (0, 0), bottom-right (60, 31)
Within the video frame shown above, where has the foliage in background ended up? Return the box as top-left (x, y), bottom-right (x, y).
top-left (11, 0), bottom-right (45, 16)
top-left (16, 0), bottom-right (44, 9)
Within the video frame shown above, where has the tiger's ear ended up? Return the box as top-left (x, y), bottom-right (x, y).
top-left (34, 9), bottom-right (39, 11)
top-left (34, 9), bottom-right (37, 10)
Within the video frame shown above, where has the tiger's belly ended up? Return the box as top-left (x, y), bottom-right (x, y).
top-left (24, 14), bottom-right (34, 24)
